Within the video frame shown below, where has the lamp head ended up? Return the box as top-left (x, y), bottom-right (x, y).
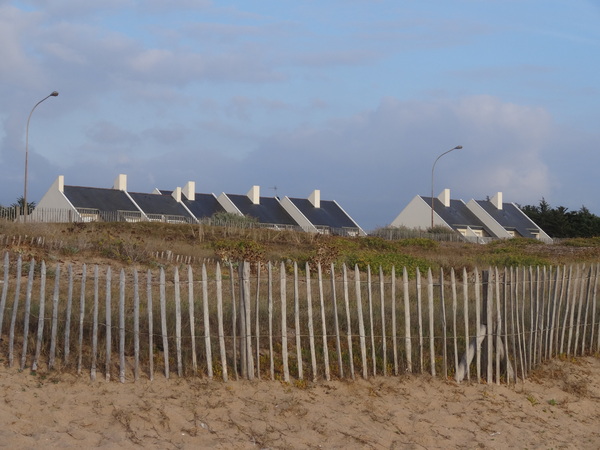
top-left (50, 91), bottom-right (59, 97)
top-left (454, 145), bottom-right (463, 150)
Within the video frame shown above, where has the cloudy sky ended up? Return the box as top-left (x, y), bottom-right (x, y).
top-left (1, 0), bottom-right (599, 230)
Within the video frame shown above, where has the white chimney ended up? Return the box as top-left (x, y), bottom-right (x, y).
top-left (55, 175), bottom-right (64, 193)
top-left (438, 188), bottom-right (451, 207)
top-left (113, 174), bottom-right (127, 191)
top-left (183, 181), bottom-right (195, 201)
top-left (172, 186), bottom-right (182, 202)
top-left (309, 189), bottom-right (321, 208)
top-left (247, 185), bottom-right (260, 205)
top-left (491, 192), bottom-right (503, 210)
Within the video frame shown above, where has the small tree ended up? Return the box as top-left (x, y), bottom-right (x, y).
top-left (10, 196), bottom-right (36, 216)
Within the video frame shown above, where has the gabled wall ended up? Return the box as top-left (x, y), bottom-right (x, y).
top-left (30, 175), bottom-right (79, 221)
top-left (391, 195), bottom-right (450, 229)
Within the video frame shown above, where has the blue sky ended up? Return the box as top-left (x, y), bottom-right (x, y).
top-left (1, 0), bottom-right (599, 230)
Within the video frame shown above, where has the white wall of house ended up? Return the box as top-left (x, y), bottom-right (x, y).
top-left (390, 195), bottom-right (450, 229)
top-left (30, 175), bottom-right (78, 222)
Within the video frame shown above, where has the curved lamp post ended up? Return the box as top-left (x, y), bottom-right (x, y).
top-left (430, 145), bottom-right (463, 230)
top-left (24, 91), bottom-right (59, 221)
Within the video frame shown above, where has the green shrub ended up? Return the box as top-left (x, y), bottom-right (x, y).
top-left (343, 250), bottom-right (433, 276)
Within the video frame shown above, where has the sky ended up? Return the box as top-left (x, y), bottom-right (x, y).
top-left (1, 0), bottom-right (600, 231)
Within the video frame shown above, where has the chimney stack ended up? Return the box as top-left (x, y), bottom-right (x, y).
top-left (113, 174), bottom-right (127, 191)
top-left (309, 189), bottom-right (321, 208)
top-left (491, 192), bottom-right (503, 210)
top-left (183, 181), bottom-right (195, 201)
top-left (247, 185), bottom-right (260, 205)
top-left (438, 188), bottom-right (451, 207)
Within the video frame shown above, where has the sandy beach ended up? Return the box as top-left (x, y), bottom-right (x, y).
top-left (0, 357), bottom-right (599, 449)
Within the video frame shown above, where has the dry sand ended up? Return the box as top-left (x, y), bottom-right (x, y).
top-left (1, 358), bottom-right (599, 449)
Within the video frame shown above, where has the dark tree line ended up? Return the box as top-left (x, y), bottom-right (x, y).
top-left (521, 199), bottom-right (600, 238)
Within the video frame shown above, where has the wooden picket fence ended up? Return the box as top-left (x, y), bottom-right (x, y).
top-left (0, 251), bottom-right (598, 384)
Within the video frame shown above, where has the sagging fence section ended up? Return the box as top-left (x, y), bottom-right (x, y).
top-left (0, 251), bottom-right (598, 384)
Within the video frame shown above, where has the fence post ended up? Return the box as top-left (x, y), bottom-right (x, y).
top-left (403, 267), bottom-right (412, 374)
top-left (318, 263), bottom-right (331, 381)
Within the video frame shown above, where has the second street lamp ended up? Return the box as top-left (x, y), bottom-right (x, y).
top-left (24, 91), bottom-right (59, 222)
top-left (430, 145), bottom-right (463, 230)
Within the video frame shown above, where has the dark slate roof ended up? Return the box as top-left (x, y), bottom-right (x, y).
top-left (422, 196), bottom-right (494, 235)
top-left (63, 186), bottom-right (138, 212)
top-left (288, 198), bottom-right (358, 229)
top-left (183, 193), bottom-right (225, 219)
top-left (226, 194), bottom-right (297, 226)
top-left (475, 200), bottom-right (540, 238)
top-left (128, 192), bottom-right (192, 218)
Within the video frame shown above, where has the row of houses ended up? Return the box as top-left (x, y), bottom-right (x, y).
top-left (391, 189), bottom-right (553, 243)
top-left (30, 175), bottom-right (366, 236)
top-left (28, 175), bottom-right (552, 242)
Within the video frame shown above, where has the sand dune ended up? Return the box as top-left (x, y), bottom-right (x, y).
top-left (1, 357), bottom-right (599, 449)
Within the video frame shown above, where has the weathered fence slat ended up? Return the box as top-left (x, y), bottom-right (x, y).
top-left (105, 267), bottom-right (112, 382)
top-left (475, 268), bottom-right (481, 383)
top-left (255, 264), bottom-right (261, 380)
top-left (147, 270), bottom-right (154, 381)
top-left (215, 263), bottom-right (228, 382)
top-left (268, 262), bottom-right (274, 380)
top-left (64, 265), bottom-right (74, 366)
top-left (318, 263), bottom-right (331, 381)
top-left (203, 264), bottom-right (213, 379)
top-left (188, 265), bottom-right (197, 374)
top-left (367, 266), bottom-right (376, 377)
top-left (294, 262), bottom-right (303, 380)
top-left (0, 252), bottom-right (9, 338)
top-left (427, 268), bottom-right (435, 377)
top-left (379, 266), bottom-right (387, 377)
top-left (355, 265), bottom-right (368, 379)
top-left (331, 263), bottom-right (343, 378)
top-left (416, 268), bottom-right (423, 374)
top-left (31, 260), bottom-right (46, 371)
top-left (440, 268), bottom-right (448, 380)
top-left (77, 264), bottom-right (87, 375)
top-left (451, 268), bottom-right (458, 381)
top-left (343, 264), bottom-right (355, 380)
top-left (7, 255), bottom-right (22, 368)
top-left (174, 267), bottom-right (183, 377)
top-left (403, 267), bottom-right (412, 374)
top-left (306, 263), bottom-right (317, 381)
top-left (280, 261), bottom-right (290, 382)
top-left (230, 263), bottom-right (238, 381)
top-left (48, 263), bottom-right (61, 370)
top-left (159, 267), bottom-right (170, 379)
top-left (391, 266), bottom-right (398, 376)
top-left (462, 268), bottom-right (470, 381)
top-left (21, 258), bottom-right (37, 370)
top-left (133, 270), bottom-right (140, 381)
top-left (91, 265), bottom-right (99, 381)
top-left (119, 269), bottom-right (126, 383)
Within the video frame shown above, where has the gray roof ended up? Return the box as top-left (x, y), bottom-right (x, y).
top-left (226, 195), bottom-right (297, 226)
top-left (423, 196), bottom-right (494, 235)
top-left (63, 186), bottom-right (138, 212)
top-left (183, 193), bottom-right (225, 219)
top-left (288, 198), bottom-right (358, 229)
top-left (128, 192), bottom-right (192, 218)
top-left (476, 200), bottom-right (540, 238)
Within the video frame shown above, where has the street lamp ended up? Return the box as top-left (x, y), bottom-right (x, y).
top-left (24, 91), bottom-right (59, 221)
top-left (430, 145), bottom-right (463, 230)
